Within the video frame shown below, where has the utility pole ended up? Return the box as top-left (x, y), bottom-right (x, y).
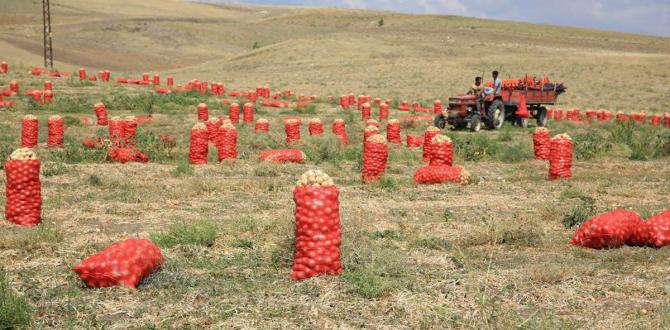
top-left (42, 0), bottom-right (53, 69)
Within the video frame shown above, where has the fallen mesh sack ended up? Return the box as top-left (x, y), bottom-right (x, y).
top-left (72, 238), bottom-right (164, 288)
top-left (259, 149), bottom-right (306, 163)
top-left (107, 147), bottom-right (149, 163)
top-left (630, 210), bottom-right (670, 248)
top-left (569, 209), bottom-right (642, 249)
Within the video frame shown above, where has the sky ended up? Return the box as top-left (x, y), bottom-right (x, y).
top-left (199, 0), bottom-right (670, 37)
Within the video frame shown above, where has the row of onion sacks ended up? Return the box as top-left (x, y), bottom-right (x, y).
top-left (19, 114), bottom-right (63, 149)
top-left (5, 148), bottom-right (42, 226)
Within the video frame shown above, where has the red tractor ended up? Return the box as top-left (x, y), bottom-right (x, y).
top-left (434, 75), bottom-right (566, 132)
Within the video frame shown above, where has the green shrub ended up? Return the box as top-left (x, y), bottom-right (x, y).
top-left (42, 161), bottom-right (68, 177)
top-left (414, 237), bottom-right (452, 251)
top-left (562, 197), bottom-right (596, 228)
top-left (455, 135), bottom-right (500, 161)
top-left (342, 270), bottom-right (398, 299)
top-left (496, 143), bottom-right (533, 163)
top-left (0, 224), bottom-right (64, 251)
top-left (150, 220), bottom-right (218, 248)
top-left (47, 96), bottom-right (90, 113)
top-left (0, 269), bottom-right (32, 329)
top-left (369, 229), bottom-right (406, 241)
top-left (171, 161), bottom-right (194, 177)
top-left (573, 131), bottom-right (613, 160)
top-left (302, 136), bottom-right (344, 164)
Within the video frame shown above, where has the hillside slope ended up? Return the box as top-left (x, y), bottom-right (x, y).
top-left (1, 0), bottom-right (669, 110)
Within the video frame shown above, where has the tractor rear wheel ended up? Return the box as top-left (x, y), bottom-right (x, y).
top-left (470, 115), bottom-right (481, 132)
top-left (487, 99), bottom-right (505, 130)
top-left (536, 107), bottom-right (548, 127)
top-left (434, 114), bottom-right (446, 129)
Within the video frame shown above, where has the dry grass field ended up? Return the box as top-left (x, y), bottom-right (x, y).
top-left (1, 0), bottom-right (670, 329)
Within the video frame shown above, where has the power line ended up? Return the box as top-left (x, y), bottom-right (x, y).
top-left (43, 0), bottom-right (53, 69)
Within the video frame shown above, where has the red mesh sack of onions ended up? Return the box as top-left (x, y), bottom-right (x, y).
top-left (429, 134), bottom-right (453, 166)
top-left (569, 209), bottom-right (642, 249)
top-left (362, 134), bottom-right (388, 183)
top-left (615, 111), bottom-right (627, 122)
top-left (206, 118), bottom-right (221, 141)
top-left (94, 102), bottom-right (108, 126)
top-left (259, 149), bottom-right (306, 163)
top-left (108, 117), bottom-right (124, 147)
top-left (406, 134), bottom-right (423, 148)
top-left (228, 103), bottom-right (240, 124)
top-left (554, 109), bottom-right (563, 121)
top-left (197, 103), bottom-right (209, 121)
top-left (243, 103), bottom-right (254, 123)
top-left (386, 119), bottom-right (402, 144)
top-left (433, 100), bottom-right (443, 114)
top-left (159, 135), bottom-right (175, 148)
top-left (363, 125), bottom-right (380, 142)
top-left (122, 116), bottom-right (138, 147)
top-left (21, 115), bottom-right (38, 148)
top-left (72, 238), bottom-right (164, 288)
top-left (216, 121), bottom-right (237, 161)
top-left (629, 210), bottom-right (670, 248)
top-left (339, 95), bottom-right (349, 110)
top-left (365, 118), bottom-right (380, 129)
top-left (5, 148), bottom-right (42, 226)
top-left (82, 137), bottom-right (106, 149)
top-left (107, 147), bottom-right (149, 163)
top-left (413, 165), bottom-right (470, 185)
top-left (548, 134), bottom-right (573, 180)
top-left (308, 118), bottom-right (324, 136)
top-left (422, 126), bottom-right (440, 162)
top-left (533, 127), bottom-right (550, 161)
top-left (332, 119), bottom-right (348, 145)
top-left (189, 123), bottom-right (209, 164)
top-left (255, 118), bottom-right (269, 133)
top-left (47, 115), bottom-right (64, 148)
top-left (291, 170), bottom-right (343, 280)
top-left (379, 103), bottom-right (389, 121)
top-left (285, 119), bottom-right (301, 144)
top-left (361, 102), bottom-right (371, 120)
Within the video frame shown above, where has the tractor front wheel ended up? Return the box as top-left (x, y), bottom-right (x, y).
top-left (470, 115), bottom-right (481, 132)
top-left (434, 114), bottom-right (446, 129)
top-left (487, 99), bottom-right (505, 130)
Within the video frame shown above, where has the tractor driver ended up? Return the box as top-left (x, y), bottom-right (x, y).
top-left (476, 70), bottom-right (502, 113)
top-left (467, 76), bottom-right (483, 95)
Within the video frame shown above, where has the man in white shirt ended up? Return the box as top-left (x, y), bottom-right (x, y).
top-left (476, 70), bottom-right (502, 114)
top-left (491, 70), bottom-right (502, 95)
